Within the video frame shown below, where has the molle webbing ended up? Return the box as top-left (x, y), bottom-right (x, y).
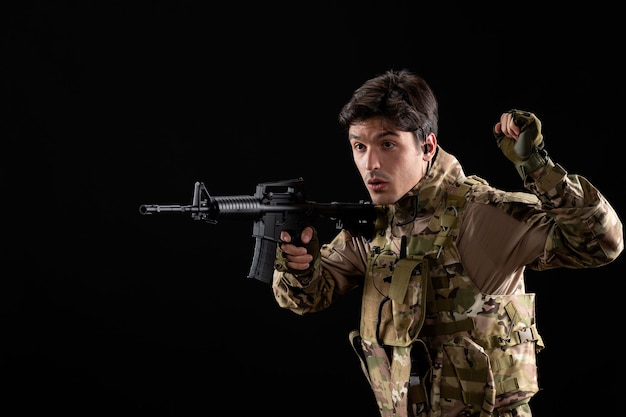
top-left (375, 178), bottom-right (480, 342)
top-left (438, 364), bottom-right (517, 404)
top-left (370, 177), bottom-right (479, 257)
top-left (431, 177), bottom-right (476, 253)
top-left (416, 177), bottom-right (481, 338)
top-left (480, 324), bottom-right (543, 350)
top-left (420, 274), bottom-right (476, 337)
top-left (357, 173), bottom-right (543, 414)
top-left (478, 301), bottom-right (544, 351)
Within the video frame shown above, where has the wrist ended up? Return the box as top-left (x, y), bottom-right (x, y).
top-left (515, 148), bottom-right (550, 180)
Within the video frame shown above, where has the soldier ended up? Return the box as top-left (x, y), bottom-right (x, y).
top-left (272, 69), bottom-right (623, 417)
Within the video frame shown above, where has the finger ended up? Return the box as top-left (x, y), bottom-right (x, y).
top-left (286, 261), bottom-right (310, 271)
top-left (300, 227), bottom-right (313, 244)
top-left (281, 243), bottom-right (308, 256)
top-left (286, 254), bottom-right (313, 270)
top-left (288, 253), bottom-right (313, 264)
top-left (501, 115), bottom-right (519, 139)
top-left (280, 230), bottom-right (292, 243)
top-left (500, 112), bottom-right (511, 127)
top-left (508, 118), bottom-right (520, 139)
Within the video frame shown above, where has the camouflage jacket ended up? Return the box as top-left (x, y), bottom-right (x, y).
top-left (272, 146), bottom-right (623, 416)
top-left (273, 146), bottom-right (623, 310)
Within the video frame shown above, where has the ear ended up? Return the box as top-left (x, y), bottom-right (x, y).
top-left (423, 133), bottom-right (437, 160)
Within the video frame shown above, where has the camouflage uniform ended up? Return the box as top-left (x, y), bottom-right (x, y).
top-left (273, 144), bottom-right (623, 417)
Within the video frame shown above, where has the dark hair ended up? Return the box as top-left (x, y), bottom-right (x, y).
top-left (338, 69), bottom-right (439, 143)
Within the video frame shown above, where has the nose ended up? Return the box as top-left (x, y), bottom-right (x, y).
top-left (364, 149), bottom-right (380, 171)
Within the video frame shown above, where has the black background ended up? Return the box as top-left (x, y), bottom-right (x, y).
top-left (3, 2), bottom-right (624, 416)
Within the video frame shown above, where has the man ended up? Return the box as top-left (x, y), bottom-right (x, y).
top-left (272, 69), bottom-right (623, 417)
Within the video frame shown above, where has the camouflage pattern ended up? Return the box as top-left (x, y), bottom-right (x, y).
top-left (273, 135), bottom-right (624, 416)
top-left (353, 162), bottom-right (544, 416)
top-left (463, 158), bottom-right (624, 271)
top-left (361, 246), bottom-right (427, 347)
top-left (360, 340), bottom-right (412, 417)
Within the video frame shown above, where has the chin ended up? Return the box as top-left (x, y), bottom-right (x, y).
top-left (370, 195), bottom-right (394, 205)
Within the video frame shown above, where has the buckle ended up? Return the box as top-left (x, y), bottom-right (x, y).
top-left (518, 327), bottom-right (534, 343)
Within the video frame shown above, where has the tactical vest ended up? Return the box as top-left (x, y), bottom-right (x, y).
top-left (352, 176), bottom-right (544, 417)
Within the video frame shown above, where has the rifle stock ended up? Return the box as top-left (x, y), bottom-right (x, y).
top-left (139, 178), bottom-right (376, 284)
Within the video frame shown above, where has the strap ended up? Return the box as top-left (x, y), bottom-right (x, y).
top-left (479, 323), bottom-right (543, 350)
top-left (477, 301), bottom-right (545, 351)
top-left (439, 385), bottom-right (485, 406)
top-left (348, 330), bottom-right (371, 384)
top-left (389, 258), bottom-right (422, 303)
top-left (408, 383), bottom-right (428, 405)
top-left (419, 318), bottom-right (475, 337)
top-left (431, 176), bottom-right (480, 257)
top-left (441, 363), bottom-right (489, 382)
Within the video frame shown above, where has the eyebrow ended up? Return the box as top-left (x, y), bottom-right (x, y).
top-left (348, 130), bottom-right (400, 141)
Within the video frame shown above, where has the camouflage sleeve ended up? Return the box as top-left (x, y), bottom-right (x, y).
top-left (272, 229), bottom-right (369, 315)
top-left (524, 159), bottom-right (624, 269)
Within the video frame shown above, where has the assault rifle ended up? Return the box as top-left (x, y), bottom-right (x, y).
top-left (139, 178), bottom-right (376, 284)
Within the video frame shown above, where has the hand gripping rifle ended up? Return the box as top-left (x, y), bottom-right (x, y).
top-left (139, 178), bottom-right (377, 284)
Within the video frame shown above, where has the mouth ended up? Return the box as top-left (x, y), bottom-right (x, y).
top-left (367, 178), bottom-right (387, 191)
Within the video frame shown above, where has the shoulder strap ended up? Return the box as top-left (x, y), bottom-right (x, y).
top-left (431, 176), bottom-right (482, 258)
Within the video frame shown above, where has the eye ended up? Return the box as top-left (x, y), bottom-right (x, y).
top-left (353, 142), bottom-right (365, 151)
top-left (382, 141), bottom-right (395, 149)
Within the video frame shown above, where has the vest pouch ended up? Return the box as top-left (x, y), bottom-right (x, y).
top-left (472, 293), bottom-right (542, 409)
top-left (361, 256), bottom-right (429, 347)
top-left (431, 335), bottom-right (496, 417)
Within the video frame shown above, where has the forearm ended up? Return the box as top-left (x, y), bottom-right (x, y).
top-left (272, 268), bottom-right (337, 315)
top-left (526, 161), bottom-right (624, 267)
top-left (272, 230), bottom-right (368, 314)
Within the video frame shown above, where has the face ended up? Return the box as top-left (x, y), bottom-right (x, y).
top-left (349, 117), bottom-right (432, 205)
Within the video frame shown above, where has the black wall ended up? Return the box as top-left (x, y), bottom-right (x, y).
top-left (3, 2), bottom-right (624, 416)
